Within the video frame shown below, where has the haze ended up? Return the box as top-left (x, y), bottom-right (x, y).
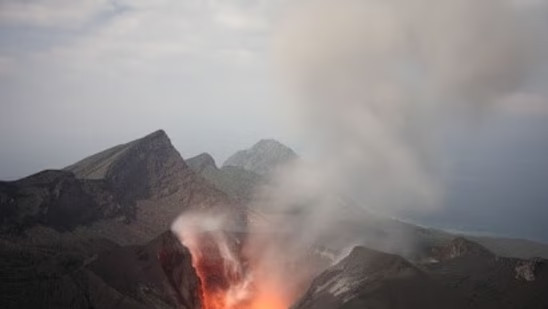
top-left (1, 0), bottom-right (548, 243)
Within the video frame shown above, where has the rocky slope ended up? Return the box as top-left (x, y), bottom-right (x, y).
top-left (0, 130), bottom-right (242, 246)
top-left (0, 231), bottom-right (201, 309)
top-left (0, 130), bottom-right (237, 308)
top-left (0, 170), bottom-right (120, 233)
top-left (2, 132), bottom-right (548, 309)
top-left (222, 139), bottom-right (297, 175)
top-left (294, 238), bottom-right (548, 309)
top-left (88, 231), bottom-right (202, 309)
top-left (187, 152), bottom-right (262, 200)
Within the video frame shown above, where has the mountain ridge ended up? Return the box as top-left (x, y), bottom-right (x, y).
top-left (222, 138), bottom-right (298, 175)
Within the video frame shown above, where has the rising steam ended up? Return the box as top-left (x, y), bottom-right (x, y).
top-left (274, 0), bottom-right (545, 214)
top-left (172, 0), bottom-right (547, 308)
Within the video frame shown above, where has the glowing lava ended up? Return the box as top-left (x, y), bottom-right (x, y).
top-left (188, 232), bottom-right (289, 309)
top-left (172, 212), bottom-right (293, 309)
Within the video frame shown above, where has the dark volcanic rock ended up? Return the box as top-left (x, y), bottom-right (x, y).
top-left (223, 139), bottom-right (297, 175)
top-left (515, 258), bottom-right (544, 282)
top-left (89, 231), bottom-right (202, 309)
top-left (0, 237), bottom-right (145, 309)
top-left (432, 237), bottom-right (495, 261)
top-left (0, 130), bottom-right (242, 308)
top-left (293, 246), bottom-right (462, 309)
top-left (0, 231), bottom-right (202, 309)
top-left (295, 238), bottom-right (548, 309)
top-left (66, 130), bottom-right (190, 201)
top-left (0, 170), bottom-right (120, 232)
top-left (0, 129), bottom-right (242, 245)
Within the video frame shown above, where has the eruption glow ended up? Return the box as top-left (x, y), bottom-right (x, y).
top-left (172, 212), bottom-right (291, 309)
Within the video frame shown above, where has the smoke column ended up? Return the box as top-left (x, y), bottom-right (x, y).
top-left (173, 0), bottom-right (547, 308)
top-left (257, 0), bottom-right (546, 303)
top-left (272, 0), bottom-right (545, 214)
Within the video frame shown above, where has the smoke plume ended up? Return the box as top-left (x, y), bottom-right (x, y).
top-left (172, 0), bottom-right (547, 308)
top-left (273, 0), bottom-right (545, 214)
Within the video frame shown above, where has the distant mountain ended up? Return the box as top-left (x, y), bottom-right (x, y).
top-left (0, 130), bottom-right (238, 308)
top-left (65, 130), bottom-right (190, 201)
top-left (294, 238), bottom-right (548, 309)
top-left (0, 130), bottom-right (241, 245)
top-left (187, 153), bottom-right (262, 200)
top-left (186, 153), bottom-right (217, 174)
top-left (2, 130), bottom-right (548, 309)
top-left (223, 139), bottom-right (297, 175)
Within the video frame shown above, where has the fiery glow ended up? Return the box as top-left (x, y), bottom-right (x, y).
top-left (189, 233), bottom-right (290, 309)
top-left (247, 292), bottom-right (289, 309)
top-left (172, 212), bottom-right (292, 309)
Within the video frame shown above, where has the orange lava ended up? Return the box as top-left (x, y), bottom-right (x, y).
top-left (188, 234), bottom-right (288, 309)
top-left (175, 216), bottom-right (290, 309)
top-left (246, 291), bottom-right (289, 309)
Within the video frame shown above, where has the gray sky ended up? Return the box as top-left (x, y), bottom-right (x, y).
top-left (1, 0), bottom-right (548, 242)
top-left (0, 0), bottom-right (293, 180)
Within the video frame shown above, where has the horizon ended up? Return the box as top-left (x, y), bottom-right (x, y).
top-left (2, 1), bottom-right (548, 247)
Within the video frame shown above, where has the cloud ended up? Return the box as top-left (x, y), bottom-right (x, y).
top-left (0, 0), bottom-right (113, 28)
top-left (273, 0), bottom-right (548, 216)
top-left (0, 0), bottom-right (288, 179)
top-left (15, 0), bottom-right (283, 76)
top-left (498, 92), bottom-right (548, 116)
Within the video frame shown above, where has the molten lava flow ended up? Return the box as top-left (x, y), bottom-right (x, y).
top-left (172, 212), bottom-right (295, 309)
top-left (179, 229), bottom-right (290, 309)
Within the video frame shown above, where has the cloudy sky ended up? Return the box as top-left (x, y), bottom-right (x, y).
top-left (1, 0), bottom-right (548, 242)
top-left (0, 0), bottom-right (293, 180)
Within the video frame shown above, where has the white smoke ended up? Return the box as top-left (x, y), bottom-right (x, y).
top-left (172, 1), bottom-right (547, 307)
top-left (272, 0), bottom-right (546, 214)
top-left (245, 0), bottom-right (547, 304)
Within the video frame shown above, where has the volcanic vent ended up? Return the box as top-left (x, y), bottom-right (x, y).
top-left (172, 211), bottom-right (290, 309)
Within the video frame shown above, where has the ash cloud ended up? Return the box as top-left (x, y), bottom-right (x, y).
top-left (171, 1), bottom-right (548, 307)
top-left (272, 0), bottom-right (547, 215)
top-left (252, 0), bottom-right (547, 304)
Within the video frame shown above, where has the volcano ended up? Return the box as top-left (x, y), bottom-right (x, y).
top-left (2, 130), bottom-right (548, 309)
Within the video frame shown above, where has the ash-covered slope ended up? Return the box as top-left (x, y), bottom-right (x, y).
top-left (65, 130), bottom-right (188, 201)
top-left (0, 130), bottom-right (241, 308)
top-left (88, 231), bottom-right (202, 309)
top-left (218, 139), bottom-right (548, 260)
top-left (0, 236), bottom-right (144, 309)
top-left (0, 130), bottom-right (241, 245)
top-left (0, 170), bottom-right (119, 233)
top-left (294, 238), bottom-right (548, 309)
top-left (293, 246), bottom-right (462, 309)
top-left (187, 152), bottom-right (262, 200)
top-left (0, 231), bottom-right (201, 309)
top-left (223, 139), bottom-right (297, 175)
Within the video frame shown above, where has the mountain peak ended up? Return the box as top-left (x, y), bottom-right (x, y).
top-left (253, 138), bottom-right (288, 148)
top-left (64, 129), bottom-right (189, 201)
top-left (222, 139), bottom-right (297, 175)
top-left (433, 237), bottom-right (495, 261)
top-left (65, 129), bottom-right (174, 180)
top-left (186, 153), bottom-right (217, 173)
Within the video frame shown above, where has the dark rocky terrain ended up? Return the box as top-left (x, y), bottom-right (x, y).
top-left (1, 130), bottom-right (548, 308)
top-left (187, 153), bottom-right (263, 201)
top-left (0, 130), bottom-right (237, 308)
top-left (0, 130), bottom-right (242, 245)
top-left (88, 231), bottom-right (201, 309)
top-left (0, 231), bottom-right (201, 309)
top-left (294, 238), bottom-right (548, 309)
